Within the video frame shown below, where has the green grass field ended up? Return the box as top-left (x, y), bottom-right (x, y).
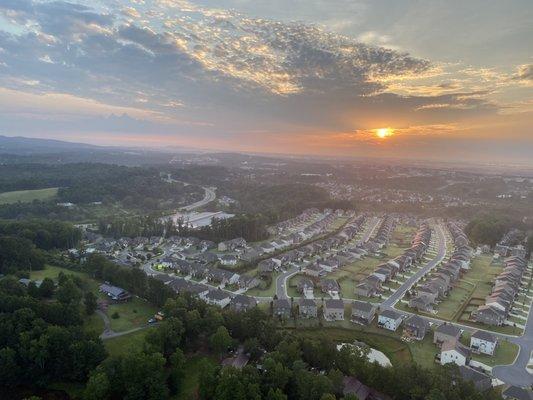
top-left (0, 187), bottom-right (58, 204)
top-left (107, 297), bottom-right (157, 332)
top-left (104, 328), bottom-right (155, 357)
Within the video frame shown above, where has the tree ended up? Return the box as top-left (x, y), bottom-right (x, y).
top-left (0, 347), bottom-right (20, 388)
top-left (83, 371), bottom-right (110, 400)
top-left (168, 348), bottom-right (186, 394)
top-left (84, 291), bottom-right (97, 315)
top-left (266, 388), bottom-right (287, 400)
top-left (57, 278), bottom-right (82, 305)
top-left (39, 277), bottom-right (55, 298)
top-left (209, 326), bottom-right (232, 356)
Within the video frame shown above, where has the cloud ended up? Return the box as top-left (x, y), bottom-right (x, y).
top-left (0, 0), bottom-right (509, 150)
top-left (513, 64), bottom-right (533, 83)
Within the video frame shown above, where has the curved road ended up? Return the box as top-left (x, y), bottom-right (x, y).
top-left (181, 186), bottom-right (216, 211)
top-left (275, 216), bottom-right (383, 299)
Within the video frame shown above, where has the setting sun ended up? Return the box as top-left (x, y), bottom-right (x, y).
top-left (375, 128), bottom-right (395, 139)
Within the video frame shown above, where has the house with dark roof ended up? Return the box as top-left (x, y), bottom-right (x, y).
top-left (378, 310), bottom-right (403, 331)
top-left (502, 385), bottom-right (533, 400)
top-left (403, 315), bottom-right (430, 340)
top-left (200, 289), bottom-right (232, 308)
top-left (457, 366), bottom-right (492, 392)
top-left (230, 294), bottom-right (257, 312)
top-left (324, 299), bottom-right (345, 321)
top-left (470, 330), bottom-right (498, 355)
top-left (273, 298), bottom-right (291, 318)
top-left (434, 323), bottom-right (461, 347)
top-left (99, 283), bottom-right (131, 301)
top-left (351, 301), bottom-right (377, 325)
top-left (299, 298), bottom-right (317, 318)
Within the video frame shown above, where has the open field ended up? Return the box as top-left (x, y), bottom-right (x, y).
top-left (0, 187), bottom-right (58, 204)
top-left (107, 297), bottom-right (157, 332)
top-left (104, 328), bottom-right (155, 357)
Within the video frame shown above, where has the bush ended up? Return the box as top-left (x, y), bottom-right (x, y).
top-left (111, 311), bottom-right (120, 319)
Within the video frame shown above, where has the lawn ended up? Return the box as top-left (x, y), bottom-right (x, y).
top-left (174, 355), bottom-right (218, 400)
top-left (0, 187), bottom-right (58, 204)
top-left (30, 264), bottom-right (87, 282)
top-left (107, 297), bottom-right (157, 332)
top-left (104, 328), bottom-right (155, 357)
top-left (459, 332), bottom-right (518, 366)
top-left (435, 282), bottom-right (474, 320)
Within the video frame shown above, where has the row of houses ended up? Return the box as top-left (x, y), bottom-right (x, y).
top-left (472, 255), bottom-right (528, 326)
top-left (364, 215), bottom-right (397, 253)
top-left (157, 275), bottom-right (258, 311)
top-left (356, 222), bottom-right (432, 298)
top-left (162, 261), bottom-right (260, 290)
top-left (259, 214), bottom-right (367, 275)
top-left (267, 208), bottom-right (321, 236)
top-left (409, 222), bottom-right (470, 313)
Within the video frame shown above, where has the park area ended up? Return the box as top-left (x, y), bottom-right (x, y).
top-left (0, 187), bottom-right (58, 204)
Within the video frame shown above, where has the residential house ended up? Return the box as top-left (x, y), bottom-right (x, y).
top-left (502, 385), bottom-right (533, 400)
top-left (470, 330), bottom-right (498, 355)
top-left (324, 299), bottom-right (345, 321)
top-left (299, 298), bottom-right (318, 318)
top-left (458, 366), bottom-right (492, 392)
top-left (351, 301), bottom-right (377, 325)
top-left (99, 283), bottom-right (131, 301)
top-left (320, 279), bottom-right (340, 296)
top-left (440, 339), bottom-right (471, 366)
top-left (403, 315), bottom-right (430, 340)
top-left (230, 294), bottom-right (257, 312)
top-left (219, 254), bottom-right (238, 266)
top-left (273, 298), bottom-right (291, 318)
top-left (378, 310), bottom-right (403, 331)
top-left (434, 323), bottom-right (461, 347)
top-left (201, 289), bottom-right (231, 308)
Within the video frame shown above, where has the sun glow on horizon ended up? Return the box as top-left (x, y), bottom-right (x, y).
top-left (375, 127), bottom-right (395, 139)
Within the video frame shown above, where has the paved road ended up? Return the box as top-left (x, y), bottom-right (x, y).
top-left (275, 216), bottom-right (383, 299)
top-left (378, 222), bottom-right (533, 387)
top-left (492, 290), bottom-right (533, 386)
top-left (181, 186), bottom-right (216, 211)
top-left (382, 222), bottom-right (447, 307)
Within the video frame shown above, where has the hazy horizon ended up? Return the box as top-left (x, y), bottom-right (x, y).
top-left (0, 0), bottom-right (532, 165)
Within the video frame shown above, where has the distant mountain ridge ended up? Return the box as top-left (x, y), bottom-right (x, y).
top-left (0, 135), bottom-right (103, 155)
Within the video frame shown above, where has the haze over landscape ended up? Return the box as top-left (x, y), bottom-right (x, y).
top-left (1, 2), bottom-right (533, 400)
top-left (0, 0), bottom-right (532, 164)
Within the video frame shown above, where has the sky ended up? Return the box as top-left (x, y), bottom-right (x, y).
top-left (0, 0), bottom-right (532, 165)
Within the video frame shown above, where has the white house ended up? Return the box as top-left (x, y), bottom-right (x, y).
top-left (377, 310), bottom-right (403, 331)
top-left (470, 330), bottom-right (498, 356)
top-left (441, 340), bottom-right (470, 366)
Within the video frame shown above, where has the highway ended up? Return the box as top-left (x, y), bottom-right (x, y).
top-left (181, 186), bottom-right (216, 211)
